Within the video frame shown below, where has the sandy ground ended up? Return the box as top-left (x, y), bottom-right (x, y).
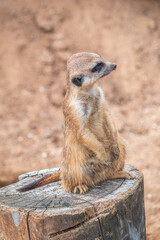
top-left (0, 0), bottom-right (160, 239)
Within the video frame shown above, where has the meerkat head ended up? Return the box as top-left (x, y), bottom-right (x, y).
top-left (67, 52), bottom-right (116, 89)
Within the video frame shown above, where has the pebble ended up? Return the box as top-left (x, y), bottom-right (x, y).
top-left (41, 152), bottom-right (48, 158)
top-left (27, 133), bottom-right (33, 139)
top-left (44, 128), bottom-right (52, 139)
top-left (147, 193), bottom-right (152, 199)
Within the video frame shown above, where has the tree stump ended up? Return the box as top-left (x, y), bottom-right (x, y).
top-left (0, 165), bottom-right (146, 240)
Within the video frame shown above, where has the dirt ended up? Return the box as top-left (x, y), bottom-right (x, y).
top-left (0, 0), bottom-right (160, 239)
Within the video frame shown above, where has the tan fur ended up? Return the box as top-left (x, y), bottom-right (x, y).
top-left (61, 52), bottom-right (135, 193)
top-left (18, 52), bottom-right (135, 194)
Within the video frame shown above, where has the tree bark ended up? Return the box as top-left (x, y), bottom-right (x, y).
top-left (0, 165), bottom-right (146, 240)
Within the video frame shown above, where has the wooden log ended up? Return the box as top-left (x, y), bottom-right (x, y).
top-left (0, 165), bottom-right (146, 240)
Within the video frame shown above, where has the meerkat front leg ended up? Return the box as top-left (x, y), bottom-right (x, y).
top-left (79, 128), bottom-right (112, 167)
top-left (69, 106), bottom-right (112, 167)
top-left (109, 171), bottom-right (136, 180)
top-left (103, 108), bottom-right (120, 164)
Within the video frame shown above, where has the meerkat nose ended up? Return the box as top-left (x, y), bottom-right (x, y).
top-left (112, 63), bottom-right (117, 70)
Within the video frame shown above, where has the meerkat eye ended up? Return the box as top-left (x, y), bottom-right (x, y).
top-left (71, 75), bottom-right (83, 87)
top-left (91, 62), bottom-right (105, 73)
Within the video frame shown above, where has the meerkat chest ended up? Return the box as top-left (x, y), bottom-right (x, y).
top-left (89, 87), bottom-right (104, 116)
top-left (72, 87), bottom-right (104, 124)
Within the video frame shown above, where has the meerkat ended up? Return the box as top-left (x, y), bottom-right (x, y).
top-left (18, 52), bottom-right (135, 194)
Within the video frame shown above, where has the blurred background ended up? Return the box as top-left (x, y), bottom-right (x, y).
top-left (0, 0), bottom-right (160, 238)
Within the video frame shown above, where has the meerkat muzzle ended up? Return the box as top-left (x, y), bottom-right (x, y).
top-left (112, 63), bottom-right (117, 70)
top-left (99, 62), bottom-right (117, 78)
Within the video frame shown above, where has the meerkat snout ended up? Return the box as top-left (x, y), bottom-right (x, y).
top-left (111, 63), bottom-right (117, 70)
top-left (67, 52), bottom-right (117, 88)
top-left (99, 62), bottom-right (117, 78)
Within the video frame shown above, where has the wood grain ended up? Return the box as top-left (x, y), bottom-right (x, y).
top-left (0, 165), bottom-right (146, 240)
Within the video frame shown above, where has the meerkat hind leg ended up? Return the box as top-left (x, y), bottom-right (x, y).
top-left (110, 171), bottom-right (136, 180)
top-left (73, 184), bottom-right (88, 194)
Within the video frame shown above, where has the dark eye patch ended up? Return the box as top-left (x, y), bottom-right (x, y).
top-left (91, 62), bottom-right (105, 73)
top-left (71, 75), bottom-right (83, 87)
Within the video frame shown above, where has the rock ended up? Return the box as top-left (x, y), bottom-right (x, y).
top-left (44, 128), bottom-right (52, 139)
top-left (35, 9), bottom-right (55, 33)
top-left (41, 152), bottom-right (47, 158)
top-left (27, 132), bottom-right (33, 139)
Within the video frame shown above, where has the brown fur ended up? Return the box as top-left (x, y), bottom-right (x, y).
top-left (18, 52), bottom-right (135, 194)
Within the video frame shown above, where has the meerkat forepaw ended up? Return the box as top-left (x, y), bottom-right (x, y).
top-left (123, 171), bottom-right (136, 179)
top-left (112, 144), bottom-right (120, 159)
top-left (127, 172), bottom-right (136, 179)
top-left (110, 171), bottom-right (136, 180)
top-left (73, 184), bottom-right (88, 194)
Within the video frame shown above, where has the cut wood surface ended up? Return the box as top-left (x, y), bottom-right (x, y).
top-left (0, 165), bottom-right (146, 240)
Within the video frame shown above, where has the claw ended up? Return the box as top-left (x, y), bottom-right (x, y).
top-left (73, 184), bottom-right (88, 194)
top-left (125, 172), bottom-right (136, 179)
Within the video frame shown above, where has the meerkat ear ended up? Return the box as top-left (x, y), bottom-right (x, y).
top-left (71, 75), bottom-right (83, 87)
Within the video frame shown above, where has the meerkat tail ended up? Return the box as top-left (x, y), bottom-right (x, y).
top-left (17, 171), bottom-right (61, 192)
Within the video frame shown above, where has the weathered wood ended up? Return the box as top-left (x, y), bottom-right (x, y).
top-left (0, 165), bottom-right (146, 240)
